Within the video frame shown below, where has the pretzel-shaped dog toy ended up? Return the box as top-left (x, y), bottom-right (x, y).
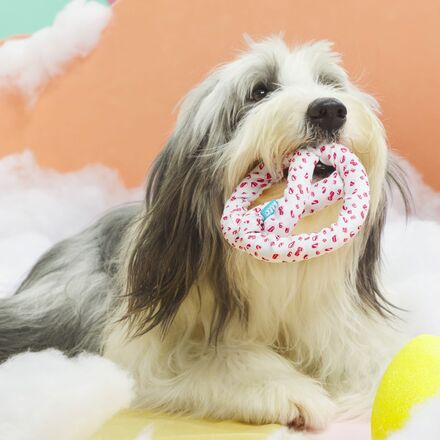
top-left (221, 144), bottom-right (370, 262)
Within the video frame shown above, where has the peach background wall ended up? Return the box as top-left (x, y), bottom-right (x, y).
top-left (0, 0), bottom-right (439, 189)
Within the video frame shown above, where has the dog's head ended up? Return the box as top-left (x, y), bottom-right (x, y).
top-left (124, 37), bottom-right (408, 340)
top-left (180, 38), bottom-right (387, 205)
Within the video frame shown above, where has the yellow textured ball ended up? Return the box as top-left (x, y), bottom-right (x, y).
top-left (371, 335), bottom-right (440, 439)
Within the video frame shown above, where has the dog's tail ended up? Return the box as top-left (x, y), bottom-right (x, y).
top-left (0, 206), bottom-right (137, 363)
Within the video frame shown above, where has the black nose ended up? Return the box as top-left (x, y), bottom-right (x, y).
top-left (306, 98), bottom-right (347, 132)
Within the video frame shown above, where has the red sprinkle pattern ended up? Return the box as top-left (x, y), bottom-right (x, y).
top-left (220, 144), bottom-right (370, 263)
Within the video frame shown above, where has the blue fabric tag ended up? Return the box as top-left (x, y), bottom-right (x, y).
top-left (260, 200), bottom-right (279, 221)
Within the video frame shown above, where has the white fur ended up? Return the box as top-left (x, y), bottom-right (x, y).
top-left (0, 0), bottom-right (112, 105)
top-left (0, 349), bottom-right (134, 440)
top-left (104, 38), bottom-right (395, 428)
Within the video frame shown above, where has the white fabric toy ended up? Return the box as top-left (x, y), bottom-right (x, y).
top-left (221, 144), bottom-right (370, 262)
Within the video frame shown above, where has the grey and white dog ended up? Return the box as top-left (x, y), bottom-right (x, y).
top-left (0, 37), bottom-right (409, 430)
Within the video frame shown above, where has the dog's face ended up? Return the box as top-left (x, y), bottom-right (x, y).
top-left (177, 37), bottom-right (387, 216)
top-left (125, 38), bottom-right (398, 341)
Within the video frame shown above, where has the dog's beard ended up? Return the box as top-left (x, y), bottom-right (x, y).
top-left (251, 131), bottom-right (341, 209)
top-left (305, 125), bottom-right (342, 182)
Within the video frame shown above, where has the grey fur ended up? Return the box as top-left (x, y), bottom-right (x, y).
top-left (0, 61), bottom-right (282, 360)
top-left (355, 155), bottom-right (413, 318)
top-left (124, 78), bottom-right (255, 342)
top-left (356, 195), bottom-right (390, 316)
top-left (0, 204), bottom-right (140, 363)
top-left (122, 60), bottom-right (283, 342)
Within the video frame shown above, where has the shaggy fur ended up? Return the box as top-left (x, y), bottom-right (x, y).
top-left (0, 37), bottom-right (409, 430)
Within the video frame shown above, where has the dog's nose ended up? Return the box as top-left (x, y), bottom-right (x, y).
top-left (307, 98), bottom-right (347, 132)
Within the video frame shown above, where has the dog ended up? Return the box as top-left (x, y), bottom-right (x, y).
top-left (0, 37), bottom-right (409, 430)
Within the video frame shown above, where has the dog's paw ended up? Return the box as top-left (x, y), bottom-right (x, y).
top-left (227, 374), bottom-right (336, 430)
top-left (280, 380), bottom-right (336, 431)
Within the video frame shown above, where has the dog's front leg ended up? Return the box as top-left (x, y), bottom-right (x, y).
top-left (133, 342), bottom-right (336, 430)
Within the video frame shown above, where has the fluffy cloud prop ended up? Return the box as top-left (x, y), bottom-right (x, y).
top-left (379, 156), bottom-right (440, 343)
top-left (0, 151), bottom-right (438, 439)
top-left (0, 151), bottom-right (141, 296)
top-left (388, 392), bottom-right (440, 440)
top-left (0, 349), bottom-right (134, 440)
top-left (0, 0), bottom-right (112, 104)
top-left (388, 154), bottom-right (440, 222)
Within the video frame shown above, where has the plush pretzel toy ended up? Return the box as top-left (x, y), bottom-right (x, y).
top-left (221, 144), bottom-right (370, 262)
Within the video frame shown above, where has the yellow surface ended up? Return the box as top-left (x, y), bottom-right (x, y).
top-left (91, 410), bottom-right (281, 440)
top-left (371, 335), bottom-right (440, 440)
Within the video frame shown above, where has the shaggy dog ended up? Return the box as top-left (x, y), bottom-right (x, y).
top-left (0, 37), bottom-right (408, 430)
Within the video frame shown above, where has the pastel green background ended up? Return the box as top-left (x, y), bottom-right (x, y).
top-left (0, 0), bottom-right (109, 39)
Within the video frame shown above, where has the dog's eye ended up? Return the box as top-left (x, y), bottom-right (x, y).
top-left (317, 73), bottom-right (343, 88)
top-left (250, 84), bottom-right (269, 102)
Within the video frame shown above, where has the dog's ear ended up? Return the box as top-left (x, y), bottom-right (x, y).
top-left (356, 153), bottom-right (412, 316)
top-left (124, 78), bottom-right (246, 342)
top-left (356, 194), bottom-right (390, 315)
